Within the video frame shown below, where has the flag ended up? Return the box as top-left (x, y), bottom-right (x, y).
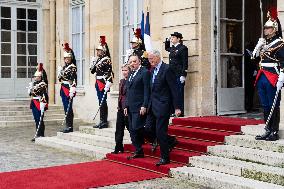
top-left (144, 11), bottom-right (152, 52)
top-left (141, 11), bottom-right (144, 41)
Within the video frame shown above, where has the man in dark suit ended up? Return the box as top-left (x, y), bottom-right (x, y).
top-left (165, 32), bottom-right (188, 116)
top-left (147, 50), bottom-right (181, 166)
top-left (124, 54), bottom-right (150, 159)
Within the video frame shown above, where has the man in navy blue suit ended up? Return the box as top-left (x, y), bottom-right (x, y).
top-left (124, 54), bottom-right (150, 159)
top-left (147, 50), bottom-right (181, 166)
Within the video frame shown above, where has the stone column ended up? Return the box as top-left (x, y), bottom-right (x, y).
top-left (49, 0), bottom-right (56, 104)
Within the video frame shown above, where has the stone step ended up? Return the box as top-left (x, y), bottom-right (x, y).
top-left (0, 118), bottom-right (83, 127)
top-left (208, 145), bottom-right (284, 168)
top-left (170, 166), bottom-right (284, 189)
top-left (225, 135), bottom-right (284, 153)
top-left (79, 126), bottom-right (131, 140)
top-left (35, 136), bottom-right (111, 160)
top-left (0, 114), bottom-right (65, 121)
top-left (0, 105), bottom-right (62, 111)
top-left (189, 155), bottom-right (284, 186)
top-left (0, 110), bottom-right (64, 116)
top-left (56, 132), bottom-right (131, 150)
top-left (241, 124), bottom-right (265, 136)
top-left (0, 100), bottom-right (30, 105)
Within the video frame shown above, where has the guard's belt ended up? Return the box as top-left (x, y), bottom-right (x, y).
top-left (62, 81), bottom-right (70, 85)
top-left (32, 96), bottom-right (41, 100)
top-left (260, 63), bottom-right (279, 67)
top-left (96, 76), bottom-right (105, 80)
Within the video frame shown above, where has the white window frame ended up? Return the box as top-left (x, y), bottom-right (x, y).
top-left (119, 0), bottom-right (143, 79)
top-left (70, 0), bottom-right (85, 86)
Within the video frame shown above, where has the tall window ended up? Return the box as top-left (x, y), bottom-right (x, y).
top-left (121, 0), bottom-right (143, 63)
top-left (71, 0), bottom-right (85, 86)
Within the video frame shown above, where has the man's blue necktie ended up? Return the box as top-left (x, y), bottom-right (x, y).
top-left (152, 67), bottom-right (158, 83)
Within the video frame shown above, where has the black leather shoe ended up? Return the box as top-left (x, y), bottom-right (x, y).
top-left (99, 122), bottom-right (108, 129)
top-left (111, 147), bottom-right (124, 154)
top-left (155, 158), bottom-right (170, 166)
top-left (169, 137), bottom-right (178, 152)
top-left (93, 122), bottom-right (102, 128)
top-left (265, 132), bottom-right (279, 141)
top-left (127, 153), bottom-right (144, 160)
top-left (61, 127), bottom-right (73, 133)
top-left (255, 130), bottom-right (271, 140)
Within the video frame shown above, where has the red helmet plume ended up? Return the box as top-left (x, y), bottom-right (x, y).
top-left (268, 7), bottom-right (278, 21)
top-left (38, 63), bottom-right (43, 72)
top-left (100, 36), bottom-right (106, 45)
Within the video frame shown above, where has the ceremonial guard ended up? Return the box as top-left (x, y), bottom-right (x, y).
top-left (126, 28), bottom-right (150, 69)
top-left (29, 64), bottom-right (48, 142)
top-left (90, 36), bottom-right (113, 129)
top-left (165, 32), bottom-right (188, 116)
top-left (58, 45), bottom-right (77, 133)
top-left (253, 8), bottom-right (284, 141)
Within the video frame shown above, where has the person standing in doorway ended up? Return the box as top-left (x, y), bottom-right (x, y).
top-left (165, 32), bottom-right (188, 116)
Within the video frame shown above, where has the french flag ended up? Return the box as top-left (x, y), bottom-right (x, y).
top-left (144, 11), bottom-right (152, 52)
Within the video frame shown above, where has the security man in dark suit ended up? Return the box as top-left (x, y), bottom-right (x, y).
top-left (165, 32), bottom-right (188, 116)
top-left (147, 50), bottom-right (181, 166)
top-left (124, 54), bottom-right (150, 159)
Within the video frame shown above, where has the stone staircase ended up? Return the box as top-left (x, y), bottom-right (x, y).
top-left (0, 100), bottom-right (84, 128)
top-left (171, 123), bottom-right (284, 189)
top-left (36, 126), bottom-right (131, 160)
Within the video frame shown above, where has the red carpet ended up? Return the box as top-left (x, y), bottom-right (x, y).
top-left (106, 116), bottom-right (263, 175)
top-left (0, 160), bottom-right (162, 189)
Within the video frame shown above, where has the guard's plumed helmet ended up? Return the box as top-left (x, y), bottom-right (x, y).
top-left (34, 71), bottom-right (42, 77)
top-left (34, 62), bottom-right (43, 77)
top-left (96, 36), bottom-right (107, 52)
top-left (130, 28), bottom-right (142, 44)
top-left (64, 51), bottom-right (73, 58)
top-left (264, 7), bottom-right (281, 34)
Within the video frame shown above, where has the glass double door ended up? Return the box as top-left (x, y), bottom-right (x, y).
top-left (216, 0), bottom-right (245, 115)
top-left (0, 5), bottom-right (38, 99)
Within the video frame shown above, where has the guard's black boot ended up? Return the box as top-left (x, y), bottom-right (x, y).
top-left (99, 103), bottom-right (108, 129)
top-left (266, 108), bottom-right (280, 141)
top-left (62, 127), bottom-right (73, 133)
top-left (265, 131), bottom-right (279, 141)
top-left (62, 111), bottom-right (73, 133)
top-left (255, 111), bottom-right (271, 140)
top-left (93, 106), bottom-right (103, 128)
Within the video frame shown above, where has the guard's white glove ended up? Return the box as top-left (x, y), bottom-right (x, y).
top-left (180, 76), bottom-right (186, 84)
top-left (69, 86), bottom-right (76, 98)
top-left (276, 71), bottom-right (284, 91)
top-left (57, 66), bottom-right (63, 78)
top-left (252, 38), bottom-right (266, 59)
top-left (90, 56), bottom-right (97, 70)
top-left (40, 102), bottom-right (46, 113)
top-left (27, 82), bottom-right (33, 94)
top-left (104, 81), bottom-right (112, 92)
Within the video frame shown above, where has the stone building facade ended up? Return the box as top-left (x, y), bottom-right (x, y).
top-left (0, 0), bottom-right (284, 134)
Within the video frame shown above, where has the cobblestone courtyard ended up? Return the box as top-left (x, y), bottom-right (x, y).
top-left (0, 123), bottom-right (206, 189)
